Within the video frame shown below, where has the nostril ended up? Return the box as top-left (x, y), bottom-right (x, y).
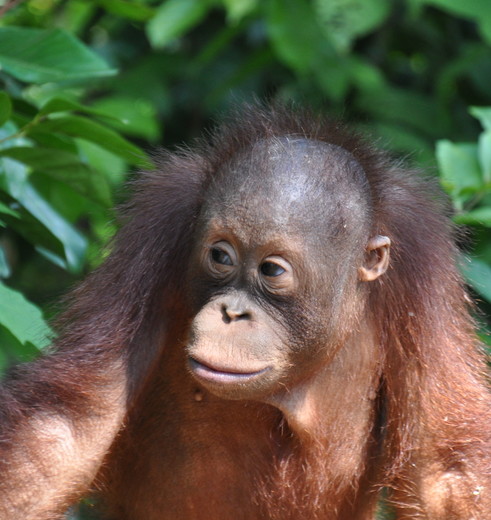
top-left (221, 304), bottom-right (232, 324)
top-left (221, 304), bottom-right (251, 323)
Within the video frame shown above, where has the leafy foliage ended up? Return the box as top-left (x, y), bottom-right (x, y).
top-left (0, 13), bottom-right (151, 369)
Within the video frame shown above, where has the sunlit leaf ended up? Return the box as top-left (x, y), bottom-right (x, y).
top-left (265, 0), bottom-right (330, 73)
top-left (91, 95), bottom-right (160, 141)
top-left (76, 140), bottom-right (126, 186)
top-left (0, 147), bottom-right (112, 206)
top-left (146, 0), bottom-right (212, 49)
top-left (0, 282), bottom-right (52, 350)
top-left (315, 0), bottom-right (390, 53)
top-left (470, 106), bottom-right (491, 131)
top-left (461, 256), bottom-right (491, 303)
top-left (0, 246), bottom-right (10, 278)
top-left (30, 115), bottom-right (150, 167)
top-left (222, 0), bottom-right (258, 22)
top-left (39, 97), bottom-right (119, 122)
top-left (0, 201), bottom-right (19, 218)
top-left (478, 131), bottom-right (491, 183)
top-left (0, 27), bottom-right (116, 84)
top-left (0, 157), bottom-right (87, 273)
top-left (454, 207), bottom-right (491, 226)
top-left (436, 140), bottom-right (482, 204)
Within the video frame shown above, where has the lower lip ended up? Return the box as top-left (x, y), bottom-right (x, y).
top-left (188, 358), bottom-right (270, 384)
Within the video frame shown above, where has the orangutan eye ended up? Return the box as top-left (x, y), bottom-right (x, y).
top-left (260, 261), bottom-right (286, 277)
top-left (211, 247), bottom-right (233, 266)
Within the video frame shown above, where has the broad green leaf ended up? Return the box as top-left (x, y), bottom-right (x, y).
top-left (454, 207), bottom-right (491, 226)
top-left (0, 325), bottom-right (41, 366)
top-left (97, 0), bottom-right (155, 21)
top-left (265, 0), bottom-right (332, 73)
top-left (76, 139), bottom-right (126, 186)
top-left (0, 157), bottom-right (87, 272)
top-left (0, 27), bottom-right (116, 83)
top-left (0, 282), bottom-right (52, 349)
top-left (39, 97), bottom-right (119, 121)
top-left (0, 92), bottom-right (12, 127)
top-left (482, 17), bottom-right (491, 44)
top-left (59, 0), bottom-right (96, 34)
top-left (0, 201), bottom-right (19, 218)
top-left (0, 246), bottom-right (10, 278)
top-left (436, 141), bottom-right (482, 202)
top-left (146, 0), bottom-right (212, 49)
top-left (478, 131), bottom-right (491, 183)
top-left (470, 107), bottom-right (491, 131)
top-left (347, 57), bottom-right (385, 91)
top-left (315, 58), bottom-right (352, 101)
top-left (32, 171), bottom-right (94, 224)
top-left (30, 115), bottom-right (150, 167)
top-left (29, 130), bottom-right (79, 155)
top-left (91, 96), bottom-right (160, 141)
top-left (222, 0), bottom-right (258, 22)
top-left (0, 147), bottom-right (112, 206)
top-left (315, 0), bottom-right (390, 53)
top-left (461, 256), bottom-right (491, 303)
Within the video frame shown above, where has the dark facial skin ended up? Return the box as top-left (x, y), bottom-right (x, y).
top-left (186, 137), bottom-right (387, 402)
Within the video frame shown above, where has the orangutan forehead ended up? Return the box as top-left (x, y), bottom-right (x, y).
top-left (206, 137), bottom-right (369, 206)
top-left (200, 137), bottom-right (372, 245)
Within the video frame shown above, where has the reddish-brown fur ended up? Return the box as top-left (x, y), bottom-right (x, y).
top-left (0, 104), bottom-right (490, 519)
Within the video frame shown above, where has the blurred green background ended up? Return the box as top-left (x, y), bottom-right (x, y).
top-left (0, 1), bottom-right (491, 517)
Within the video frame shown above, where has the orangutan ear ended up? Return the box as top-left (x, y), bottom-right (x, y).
top-left (358, 235), bottom-right (391, 282)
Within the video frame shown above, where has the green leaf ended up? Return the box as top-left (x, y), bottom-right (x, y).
top-left (0, 282), bottom-right (52, 349)
top-left (146, 0), bottom-right (213, 49)
top-left (0, 27), bottom-right (116, 84)
top-left (315, 0), bottom-right (390, 53)
top-left (30, 115), bottom-right (150, 167)
top-left (0, 325), bottom-right (41, 366)
top-left (482, 16), bottom-right (491, 44)
top-left (461, 256), bottom-right (491, 303)
top-left (91, 95), bottom-right (160, 141)
top-left (478, 131), bottom-right (491, 183)
top-left (470, 106), bottom-right (491, 131)
top-left (436, 140), bottom-right (482, 202)
top-left (59, 0), bottom-right (97, 34)
top-left (265, 0), bottom-right (332, 73)
top-left (0, 157), bottom-right (87, 273)
top-left (97, 0), bottom-right (155, 20)
top-left (0, 92), bottom-right (12, 127)
top-left (0, 147), bottom-right (112, 206)
top-left (454, 206), bottom-right (491, 226)
top-left (0, 246), bottom-right (10, 278)
top-left (222, 0), bottom-right (258, 22)
top-left (0, 201), bottom-right (19, 218)
top-left (39, 96), bottom-right (119, 121)
top-left (76, 139), bottom-right (126, 186)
